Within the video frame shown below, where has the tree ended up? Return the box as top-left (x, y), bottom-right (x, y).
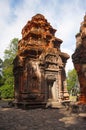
top-left (0, 38), bottom-right (18, 98)
top-left (67, 69), bottom-right (77, 93)
top-left (4, 38), bottom-right (18, 59)
top-left (0, 58), bottom-right (4, 86)
top-left (0, 58), bottom-right (3, 75)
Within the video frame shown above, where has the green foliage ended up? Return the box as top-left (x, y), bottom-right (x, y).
top-left (67, 69), bottom-right (77, 92)
top-left (0, 38), bottom-right (18, 99)
top-left (4, 38), bottom-right (18, 59)
top-left (0, 58), bottom-right (4, 87)
top-left (0, 85), bottom-right (14, 99)
top-left (0, 58), bottom-right (3, 75)
top-left (0, 58), bottom-right (3, 68)
top-left (0, 75), bottom-right (4, 86)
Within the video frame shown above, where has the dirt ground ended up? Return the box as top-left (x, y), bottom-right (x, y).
top-left (0, 100), bottom-right (86, 130)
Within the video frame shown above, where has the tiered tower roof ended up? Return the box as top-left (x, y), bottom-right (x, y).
top-left (18, 14), bottom-right (63, 57)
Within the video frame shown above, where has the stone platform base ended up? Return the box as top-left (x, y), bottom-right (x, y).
top-left (46, 101), bottom-right (62, 108)
top-left (46, 99), bottom-right (70, 109)
top-left (78, 95), bottom-right (86, 105)
top-left (12, 100), bottom-right (64, 109)
top-left (11, 99), bottom-right (71, 109)
top-left (12, 100), bottom-right (46, 109)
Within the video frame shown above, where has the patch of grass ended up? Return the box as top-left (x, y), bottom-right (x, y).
top-left (69, 95), bottom-right (77, 102)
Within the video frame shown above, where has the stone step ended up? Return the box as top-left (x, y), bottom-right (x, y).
top-left (46, 101), bottom-right (63, 108)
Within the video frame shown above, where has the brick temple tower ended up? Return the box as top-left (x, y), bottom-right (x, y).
top-left (13, 14), bottom-right (69, 108)
top-left (72, 14), bottom-right (86, 104)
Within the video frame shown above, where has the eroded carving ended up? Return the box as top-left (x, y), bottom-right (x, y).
top-left (72, 14), bottom-right (86, 104)
top-left (13, 14), bottom-right (69, 107)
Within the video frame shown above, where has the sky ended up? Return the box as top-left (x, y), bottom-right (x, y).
top-left (0, 0), bottom-right (86, 72)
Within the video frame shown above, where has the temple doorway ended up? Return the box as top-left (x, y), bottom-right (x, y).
top-left (47, 80), bottom-right (57, 101)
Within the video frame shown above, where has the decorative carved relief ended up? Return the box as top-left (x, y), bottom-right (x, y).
top-left (72, 14), bottom-right (86, 104)
top-left (13, 14), bottom-right (69, 106)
